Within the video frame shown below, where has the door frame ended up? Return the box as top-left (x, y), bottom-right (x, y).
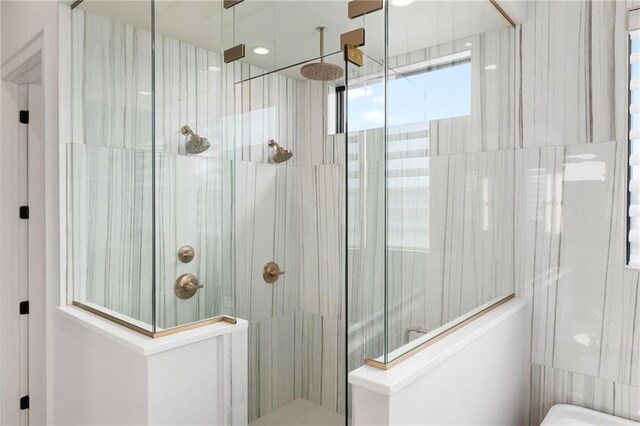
top-left (1, 22), bottom-right (58, 424)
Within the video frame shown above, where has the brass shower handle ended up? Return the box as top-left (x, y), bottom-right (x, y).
top-left (263, 261), bottom-right (284, 284)
top-left (184, 281), bottom-right (204, 291)
top-left (174, 273), bottom-right (204, 299)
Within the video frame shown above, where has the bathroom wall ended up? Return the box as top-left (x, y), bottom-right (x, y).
top-left (516, 1), bottom-right (640, 423)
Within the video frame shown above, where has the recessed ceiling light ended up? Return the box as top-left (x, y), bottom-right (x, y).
top-left (208, 66), bottom-right (221, 72)
top-left (139, 91), bottom-right (151, 96)
top-left (464, 42), bottom-right (473, 47)
top-left (484, 64), bottom-right (497, 70)
top-left (390, 0), bottom-right (415, 6)
top-left (252, 46), bottom-right (270, 55)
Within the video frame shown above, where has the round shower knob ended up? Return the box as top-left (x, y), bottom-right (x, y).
top-left (174, 273), bottom-right (203, 299)
top-left (177, 245), bottom-right (195, 263)
top-left (263, 261), bottom-right (284, 284)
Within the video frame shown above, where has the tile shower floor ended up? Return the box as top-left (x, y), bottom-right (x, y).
top-left (249, 398), bottom-right (344, 426)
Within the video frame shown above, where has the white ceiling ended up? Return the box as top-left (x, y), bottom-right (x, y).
top-left (76, 0), bottom-right (511, 80)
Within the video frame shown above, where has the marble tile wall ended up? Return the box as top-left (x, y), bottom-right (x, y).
top-left (517, 1), bottom-right (640, 423)
top-left (69, 9), bottom-right (233, 330)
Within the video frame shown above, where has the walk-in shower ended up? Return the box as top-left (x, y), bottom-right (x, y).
top-left (65, 0), bottom-right (515, 422)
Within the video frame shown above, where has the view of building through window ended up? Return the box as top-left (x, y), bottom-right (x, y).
top-left (343, 57), bottom-right (472, 251)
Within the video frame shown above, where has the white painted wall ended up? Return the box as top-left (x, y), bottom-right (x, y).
top-left (53, 307), bottom-right (248, 426)
top-left (349, 298), bottom-right (527, 425)
top-left (1, 1), bottom-right (58, 65)
top-left (0, 2), bottom-right (64, 424)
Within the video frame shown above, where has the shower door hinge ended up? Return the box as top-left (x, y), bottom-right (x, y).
top-left (19, 110), bottom-right (29, 124)
top-left (348, 0), bottom-right (383, 19)
top-left (20, 395), bottom-right (29, 410)
top-left (19, 301), bottom-right (29, 315)
top-left (344, 44), bottom-right (364, 67)
top-left (19, 205), bottom-right (29, 219)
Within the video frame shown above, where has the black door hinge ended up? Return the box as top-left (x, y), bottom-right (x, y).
top-left (19, 110), bottom-right (29, 124)
top-left (20, 395), bottom-right (29, 410)
top-left (19, 301), bottom-right (29, 315)
top-left (19, 206), bottom-right (29, 219)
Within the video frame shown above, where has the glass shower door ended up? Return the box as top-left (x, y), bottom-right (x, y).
top-left (222, 1), bottom-right (351, 423)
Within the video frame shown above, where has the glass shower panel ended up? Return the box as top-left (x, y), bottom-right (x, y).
top-left (69, 0), bottom-right (236, 335)
top-left (152, 0), bottom-right (234, 330)
top-left (344, 4), bottom-right (388, 366)
top-left (68, 0), bottom-right (156, 333)
top-left (384, 0), bottom-right (516, 361)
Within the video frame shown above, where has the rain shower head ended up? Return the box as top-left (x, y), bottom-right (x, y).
top-left (181, 125), bottom-right (210, 154)
top-left (268, 139), bottom-right (293, 163)
top-left (300, 27), bottom-right (344, 81)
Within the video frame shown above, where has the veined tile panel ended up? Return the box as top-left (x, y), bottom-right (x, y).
top-left (66, 144), bottom-right (232, 328)
top-left (297, 311), bottom-right (346, 416)
top-left (71, 10), bottom-right (153, 149)
top-left (386, 149), bottom-right (515, 354)
top-left (528, 363), bottom-right (640, 426)
top-left (518, 1), bottom-right (640, 422)
top-left (155, 37), bottom-right (225, 156)
top-left (519, 0), bottom-right (628, 148)
top-left (235, 71), bottom-right (299, 165)
top-left (66, 144), bottom-right (154, 325)
top-left (234, 161), bottom-right (301, 323)
top-left (248, 313), bottom-right (299, 423)
top-left (154, 153), bottom-right (229, 328)
top-left (516, 140), bottom-right (640, 387)
top-left (299, 165), bottom-right (345, 319)
top-left (72, 9), bottom-right (227, 155)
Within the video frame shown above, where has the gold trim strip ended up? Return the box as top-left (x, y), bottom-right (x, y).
top-left (348, 0), bottom-right (383, 19)
top-left (224, 44), bottom-right (246, 64)
top-left (73, 301), bottom-right (237, 338)
top-left (73, 301), bottom-right (154, 336)
top-left (340, 28), bottom-right (365, 51)
top-left (364, 294), bottom-right (515, 370)
top-left (489, 0), bottom-right (517, 28)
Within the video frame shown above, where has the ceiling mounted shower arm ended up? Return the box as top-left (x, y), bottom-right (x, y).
top-left (300, 26), bottom-right (344, 81)
top-left (319, 26), bottom-right (326, 63)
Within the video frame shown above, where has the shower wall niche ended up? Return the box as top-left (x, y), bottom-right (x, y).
top-left (66, 1), bottom-right (235, 335)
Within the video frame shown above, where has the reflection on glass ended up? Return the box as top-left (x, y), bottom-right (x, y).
top-left (382, 0), bottom-right (516, 362)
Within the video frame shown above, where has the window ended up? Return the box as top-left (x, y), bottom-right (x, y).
top-left (341, 53), bottom-right (472, 252)
top-left (629, 11), bottom-right (640, 267)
